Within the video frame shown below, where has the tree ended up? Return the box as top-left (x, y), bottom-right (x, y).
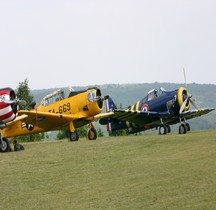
top-left (16, 78), bottom-right (34, 110)
top-left (16, 79), bottom-right (44, 142)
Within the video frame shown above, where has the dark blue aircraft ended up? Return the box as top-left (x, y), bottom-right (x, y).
top-left (99, 87), bottom-right (214, 135)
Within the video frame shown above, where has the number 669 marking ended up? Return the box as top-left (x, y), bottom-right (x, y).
top-left (59, 103), bottom-right (70, 113)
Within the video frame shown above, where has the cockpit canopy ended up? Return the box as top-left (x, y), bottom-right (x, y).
top-left (41, 89), bottom-right (65, 106)
top-left (142, 87), bottom-right (166, 103)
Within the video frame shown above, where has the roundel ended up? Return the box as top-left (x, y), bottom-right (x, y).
top-left (141, 104), bottom-right (149, 112)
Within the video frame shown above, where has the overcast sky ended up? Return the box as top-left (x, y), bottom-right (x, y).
top-left (0, 0), bottom-right (215, 90)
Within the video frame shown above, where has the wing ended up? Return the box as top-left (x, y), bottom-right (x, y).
top-left (100, 110), bottom-right (170, 126)
top-left (86, 112), bottom-right (115, 121)
top-left (182, 108), bottom-right (214, 120)
top-left (100, 108), bottom-right (215, 127)
top-left (5, 114), bottom-right (28, 126)
top-left (17, 110), bottom-right (113, 131)
top-left (18, 110), bottom-right (81, 130)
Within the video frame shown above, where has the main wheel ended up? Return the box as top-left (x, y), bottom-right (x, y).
top-left (70, 131), bottom-right (79, 141)
top-left (179, 124), bottom-right (187, 134)
top-left (166, 124), bottom-right (171, 133)
top-left (185, 123), bottom-right (190, 132)
top-left (88, 128), bottom-right (97, 140)
top-left (159, 125), bottom-right (167, 135)
top-left (0, 138), bottom-right (11, 152)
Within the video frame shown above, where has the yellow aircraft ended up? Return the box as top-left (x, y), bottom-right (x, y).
top-left (1, 87), bottom-right (109, 152)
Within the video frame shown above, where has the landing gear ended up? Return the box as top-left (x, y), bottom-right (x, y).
top-left (88, 128), bottom-right (97, 140)
top-left (69, 121), bottom-right (79, 141)
top-left (166, 124), bottom-right (171, 133)
top-left (70, 131), bottom-right (79, 141)
top-left (88, 123), bottom-right (97, 140)
top-left (0, 137), bottom-right (24, 152)
top-left (158, 117), bottom-right (171, 135)
top-left (69, 121), bottom-right (98, 141)
top-left (185, 123), bottom-right (190, 132)
top-left (178, 117), bottom-right (191, 134)
top-left (179, 123), bottom-right (187, 134)
top-left (159, 124), bottom-right (167, 135)
top-left (0, 138), bottom-right (12, 152)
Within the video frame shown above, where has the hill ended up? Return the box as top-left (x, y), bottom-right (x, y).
top-left (1, 130), bottom-right (216, 209)
top-left (30, 83), bottom-right (216, 132)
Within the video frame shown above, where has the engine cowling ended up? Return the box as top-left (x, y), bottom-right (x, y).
top-left (177, 87), bottom-right (190, 112)
top-left (0, 88), bottom-right (17, 123)
top-left (87, 88), bottom-right (104, 116)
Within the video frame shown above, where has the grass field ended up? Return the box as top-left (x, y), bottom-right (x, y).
top-left (1, 130), bottom-right (216, 210)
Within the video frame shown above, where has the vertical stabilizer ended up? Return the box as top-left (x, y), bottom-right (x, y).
top-left (106, 97), bottom-right (117, 112)
top-left (105, 98), bottom-right (118, 132)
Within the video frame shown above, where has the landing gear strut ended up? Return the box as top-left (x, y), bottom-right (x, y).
top-left (69, 121), bottom-right (79, 141)
top-left (159, 124), bottom-right (167, 135)
top-left (179, 117), bottom-right (191, 134)
top-left (0, 133), bottom-right (24, 152)
top-left (88, 123), bottom-right (97, 140)
top-left (0, 137), bottom-right (12, 152)
top-left (70, 131), bottom-right (79, 141)
top-left (158, 117), bottom-right (171, 135)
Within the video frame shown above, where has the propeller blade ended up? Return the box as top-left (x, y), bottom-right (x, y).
top-left (183, 68), bottom-right (187, 88)
top-left (3, 100), bottom-right (14, 104)
top-left (17, 100), bottom-right (27, 106)
top-left (179, 97), bottom-right (189, 114)
top-left (91, 95), bottom-right (110, 102)
top-left (190, 98), bottom-right (200, 110)
top-left (3, 99), bottom-right (26, 106)
top-left (103, 95), bottom-right (110, 100)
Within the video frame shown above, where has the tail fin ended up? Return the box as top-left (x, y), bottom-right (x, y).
top-left (104, 98), bottom-right (128, 133)
top-left (106, 97), bottom-right (117, 112)
top-left (105, 97), bottom-right (117, 132)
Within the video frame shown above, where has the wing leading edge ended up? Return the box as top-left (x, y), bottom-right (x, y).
top-left (100, 108), bottom-right (214, 128)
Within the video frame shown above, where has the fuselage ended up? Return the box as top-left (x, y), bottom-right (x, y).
top-left (129, 87), bottom-right (189, 115)
top-left (2, 87), bottom-right (105, 138)
top-left (108, 87), bottom-right (190, 133)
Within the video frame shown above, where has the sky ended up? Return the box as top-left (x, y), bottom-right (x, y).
top-left (0, 0), bottom-right (216, 90)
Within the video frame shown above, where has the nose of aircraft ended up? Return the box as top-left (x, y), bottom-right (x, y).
top-left (178, 87), bottom-right (200, 114)
top-left (178, 87), bottom-right (190, 114)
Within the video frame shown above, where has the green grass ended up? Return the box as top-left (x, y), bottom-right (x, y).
top-left (1, 130), bottom-right (216, 210)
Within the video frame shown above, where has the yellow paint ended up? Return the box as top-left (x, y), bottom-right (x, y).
top-left (126, 121), bottom-right (130, 128)
top-left (135, 101), bottom-right (140, 111)
top-left (177, 87), bottom-right (190, 111)
top-left (2, 88), bottom-right (107, 139)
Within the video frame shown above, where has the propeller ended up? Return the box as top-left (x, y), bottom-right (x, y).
top-left (4, 99), bottom-right (26, 106)
top-left (179, 69), bottom-right (200, 114)
top-left (91, 95), bottom-right (109, 102)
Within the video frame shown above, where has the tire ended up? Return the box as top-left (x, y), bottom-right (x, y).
top-left (185, 123), bottom-right (190, 132)
top-left (88, 128), bottom-right (97, 140)
top-left (159, 125), bottom-right (167, 135)
top-left (166, 124), bottom-right (171, 133)
top-left (70, 131), bottom-right (79, 141)
top-left (179, 124), bottom-right (187, 134)
top-left (0, 138), bottom-right (10, 152)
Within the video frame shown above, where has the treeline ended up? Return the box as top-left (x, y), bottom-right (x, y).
top-left (25, 82), bottom-right (215, 140)
top-left (31, 82), bottom-right (216, 110)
